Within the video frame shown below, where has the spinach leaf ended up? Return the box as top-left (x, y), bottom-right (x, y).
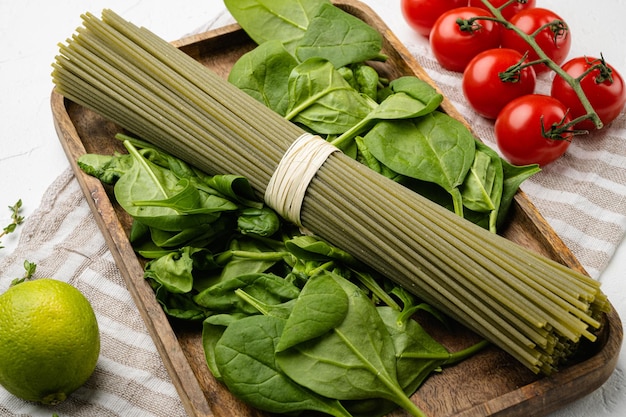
top-left (131, 178), bottom-right (237, 216)
top-left (237, 207), bottom-right (280, 237)
top-left (114, 141), bottom-right (234, 230)
top-left (223, 0), bottom-right (330, 54)
top-left (497, 161), bottom-right (541, 227)
top-left (275, 272), bottom-right (426, 416)
top-left (193, 273), bottom-right (301, 315)
top-left (460, 142), bottom-right (504, 233)
top-left (154, 284), bottom-right (208, 321)
top-left (284, 58), bottom-right (376, 134)
top-left (214, 314), bottom-right (353, 417)
top-left (144, 246), bottom-right (196, 293)
top-left (234, 289), bottom-right (296, 319)
top-left (331, 76), bottom-right (443, 150)
top-left (203, 174), bottom-right (263, 209)
top-left (377, 306), bottom-right (449, 395)
top-left (295, 2), bottom-right (385, 67)
top-left (202, 312), bottom-right (248, 380)
top-left (363, 111), bottom-right (475, 216)
top-left (285, 235), bottom-right (356, 264)
top-left (227, 40), bottom-right (298, 116)
top-left (354, 136), bottom-right (400, 180)
top-left (353, 63), bottom-right (379, 101)
top-left (77, 152), bottom-right (133, 184)
top-left (147, 220), bottom-right (229, 249)
top-left (276, 273), bottom-right (349, 352)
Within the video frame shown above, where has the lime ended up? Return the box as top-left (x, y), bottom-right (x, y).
top-left (0, 278), bottom-right (100, 405)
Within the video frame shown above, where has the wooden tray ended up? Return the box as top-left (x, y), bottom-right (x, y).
top-left (50, 1), bottom-right (622, 416)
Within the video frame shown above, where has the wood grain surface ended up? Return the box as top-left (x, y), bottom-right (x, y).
top-left (50, 1), bottom-right (622, 416)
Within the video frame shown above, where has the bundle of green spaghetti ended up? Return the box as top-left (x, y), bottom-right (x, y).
top-left (52, 9), bottom-right (610, 375)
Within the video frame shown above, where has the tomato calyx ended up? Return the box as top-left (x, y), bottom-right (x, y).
top-left (534, 19), bottom-right (568, 47)
top-left (541, 112), bottom-right (582, 142)
top-left (455, 16), bottom-right (487, 33)
top-left (498, 51), bottom-right (529, 83)
top-left (577, 55), bottom-right (614, 85)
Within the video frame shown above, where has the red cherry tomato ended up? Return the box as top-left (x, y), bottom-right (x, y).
top-left (500, 8), bottom-right (572, 74)
top-left (469, 0), bottom-right (536, 20)
top-left (551, 56), bottom-right (626, 131)
top-left (495, 94), bottom-right (572, 166)
top-left (401, 0), bottom-right (468, 37)
top-left (430, 7), bottom-right (501, 72)
top-left (463, 48), bottom-right (537, 119)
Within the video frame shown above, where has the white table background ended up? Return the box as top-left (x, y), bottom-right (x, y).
top-left (1, 1), bottom-right (624, 416)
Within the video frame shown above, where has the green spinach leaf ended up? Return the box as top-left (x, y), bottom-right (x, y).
top-left (193, 273), bottom-right (301, 315)
top-left (237, 207), bottom-right (280, 237)
top-left (276, 273), bottom-right (349, 352)
top-left (497, 161), bottom-right (541, 227)
top-left (227, 40), bottom-right (298, 116)
top-left (214, 314), bottom-right (353, 417)
top-left (363, 111), bottom-right (475, 216)
top-left (460, 142), bottom-right (504, 233)
top-left (223, 0), bottom-right (330, 54)
top-left (295, 2), bottom-right (385, 67)
top-left (284, 58), bottom-right (376, 134)
top-left (331, 76), bottom-right (443, 150)
top-left (275, 272), bottom-right (426, 416)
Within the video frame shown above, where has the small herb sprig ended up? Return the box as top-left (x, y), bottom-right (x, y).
top-left (0, 199), bottom-right (24, 249)
top-left (11, 260), bottom-right (37, 286)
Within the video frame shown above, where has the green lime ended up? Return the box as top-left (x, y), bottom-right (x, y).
top-left (0, 278), bottom-right (100, 405)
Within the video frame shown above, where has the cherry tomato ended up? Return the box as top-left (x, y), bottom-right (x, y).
top-left (469, 0), bottom-right (536, 21)
top-left (401, 0), bottom-right (468, 37)
top-left (551, 56), bottom-right (626, 131)
top-left (463, 48), bottom-right (537, 119)
top-left (500, 8), bottom-right (572, 74)
top-left (495, 94), bottom-right (572, 166)
top-left (430, 7), bottom-right (501, 72)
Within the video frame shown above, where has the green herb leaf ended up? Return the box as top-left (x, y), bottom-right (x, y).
top-left (295, 2), bottom-right (385, 67)
top-left (285, 58), bottom-right (376, 134)
top-left (227, 40), bottom-right (298, 116)
top-left (363, 111), bottom-right (475, 215)
top-left (223, 0), bottom-right (330, 53)
top-left (214, 314), bottom-right (353, 417)
top-left (276, 273), bottom-right (426, 416)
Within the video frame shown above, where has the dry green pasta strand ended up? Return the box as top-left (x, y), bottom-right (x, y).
top-left (312, 159), bottom-right (596, 338)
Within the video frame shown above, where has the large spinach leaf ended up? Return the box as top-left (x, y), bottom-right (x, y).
top-left (227, 40), bottom-right (297, 116)
top-left (275, 273), bottom-right (426, 416)
top-left (114, 141), bottom-right (237, 230)
top-left (363, 111), bottom-right (476, 215)
top-left (285, 58), bottom-right (376, 134)
top-left (223, 0), bottom-right (330, 54)
top-left (331, 76), bottom-right (443, 150)
top-left (214, 314), bottom-right (353, 417)
top-left (276, 273), bottom-right (349, 352)
top-left (295, 2), bottom-right (385, 67)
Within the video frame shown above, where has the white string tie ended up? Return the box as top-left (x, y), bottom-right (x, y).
top-left (264, 133), bottom-right (338, 226)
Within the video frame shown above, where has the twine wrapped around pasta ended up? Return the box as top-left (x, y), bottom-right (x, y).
top-left (52, 9), bottom-right (609, 375)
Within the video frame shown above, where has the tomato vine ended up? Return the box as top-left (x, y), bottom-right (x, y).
top-left (470, 0), bottom-right (604, 134)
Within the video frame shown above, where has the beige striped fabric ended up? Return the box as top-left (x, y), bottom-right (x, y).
top-left (0, 169), bottom-right (186, 417)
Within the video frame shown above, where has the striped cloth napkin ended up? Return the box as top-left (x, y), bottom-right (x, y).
top-left (0, 169), bottom-right (186, 417)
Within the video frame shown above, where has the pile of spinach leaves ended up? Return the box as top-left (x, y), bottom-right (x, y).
top-left (79, 135), bottom-right (487, 417)
top-left (224, 0), bottom-right (540, 233)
